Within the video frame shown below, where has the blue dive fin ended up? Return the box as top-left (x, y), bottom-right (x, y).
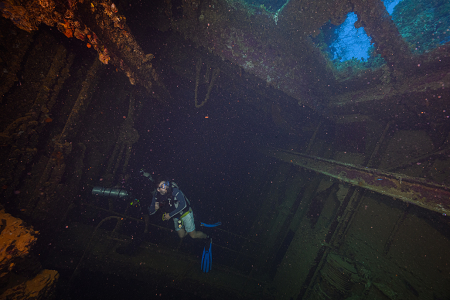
top-left (201, 247), bottom-right (206, 268)
top-left (200, 222), bottom-right (222, 227)
top-left (201, 239), bottom-right (212, 273)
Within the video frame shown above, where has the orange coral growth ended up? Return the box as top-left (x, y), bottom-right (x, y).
top-left (98, 49), bottom-right (110, 64)
top-left (64, 28), bottom-right (73, 38)
top-left (0, 209), bottom-right (38, 279)
top-left (0, 209), bottom-right (58, 298)
top-left (1, 0), bottom-right (164, 96)
top-left (74, 28), bottom-right (86, 41)
top-left (1, 269), bottom-right (60, 299)
top-left (61, 20), bottom-right (74, 38)
top-left (111, 3), bottom-right (118, 13)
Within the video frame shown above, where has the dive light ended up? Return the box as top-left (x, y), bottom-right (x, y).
top-left (91, 186), bottom-right (129, 198)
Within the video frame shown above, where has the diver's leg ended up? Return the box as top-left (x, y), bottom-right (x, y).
top-left (183, 210), bottom-right (208, 239)
top-left (177, 228), bottom-right (187, 238)
top-left (188, 230), bottom-right (208, 239)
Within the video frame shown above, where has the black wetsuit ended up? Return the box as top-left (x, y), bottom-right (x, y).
top-left (148, 183), bottom-right (190, 218)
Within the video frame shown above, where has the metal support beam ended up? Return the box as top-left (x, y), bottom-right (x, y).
top-left (264, 148), bottom-right (450, 215)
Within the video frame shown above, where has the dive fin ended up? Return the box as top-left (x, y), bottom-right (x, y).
top-left (201, 247), bottom-right (206, 269)
top-left (201, 238), bottom-right (212, 273)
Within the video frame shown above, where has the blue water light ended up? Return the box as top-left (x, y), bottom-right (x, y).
top-left (329, 12), bottom-right (372, 62)
top-left (383, 0), bottom-right (403, 15)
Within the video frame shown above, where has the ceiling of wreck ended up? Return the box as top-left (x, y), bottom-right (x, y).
top-left (129, 0), bottom-right (450, 125)
top-left (2, 0), bottom-right (450, 123)
top-left (2, 0), bottom-right (449, 128)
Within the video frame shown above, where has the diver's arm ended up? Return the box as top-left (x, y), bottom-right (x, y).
top-left (168, 189), bottom-right (187, 218)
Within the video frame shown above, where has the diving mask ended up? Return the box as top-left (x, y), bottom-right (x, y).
top-left (158, 181), bottom-right (169, 189)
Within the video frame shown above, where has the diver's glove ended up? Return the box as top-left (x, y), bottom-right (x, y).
top-left (140, 169), bottom-right (154, 182)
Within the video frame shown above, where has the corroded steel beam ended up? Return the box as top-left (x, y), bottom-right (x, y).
top-left (351, 0), bottom-right (412, 69)
top-left (0, 0), bottom-right (168, 100)
top-left (265, 148), bottom-right (450, 215)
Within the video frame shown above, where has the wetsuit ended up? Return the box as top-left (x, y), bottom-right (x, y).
top-left (148, 183), bottom-right (190, 218)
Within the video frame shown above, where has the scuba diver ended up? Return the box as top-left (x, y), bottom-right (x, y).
top-left (93, 174), bottom-right (217, 270)
top-left (149, 180), bottom-right (208, 239)
top-left (150, 179), bottom-right (219, 272)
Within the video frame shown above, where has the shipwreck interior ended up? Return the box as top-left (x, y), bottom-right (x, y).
top-left (0, 0), bottom-right (450, 299)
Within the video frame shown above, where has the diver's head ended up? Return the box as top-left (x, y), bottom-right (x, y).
top-left (157, 180), bottom-right (170, 195)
